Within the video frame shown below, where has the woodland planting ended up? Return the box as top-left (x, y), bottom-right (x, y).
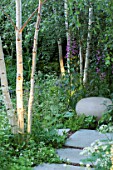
top-left (0, 0), bottom-right (113, 169)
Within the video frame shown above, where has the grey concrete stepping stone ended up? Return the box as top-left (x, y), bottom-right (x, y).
top-left (34, 163), bottom-right (92, 170)
top-left (65, 129), bottom-right (113, 148)
top-left (57, 148), bottom-right (90, 165)
top-left (57, 129), bottom-right (70, 136)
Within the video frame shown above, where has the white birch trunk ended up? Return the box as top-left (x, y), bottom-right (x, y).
top-left (0, 37), bottom-right (17, 134)
top-left (64, 0), bottom-right (70, 73)
top-left (27, 0), bottom-right (42, 133)
top-left (58, 38), bottom-right (65, 76)
top-left (83, 7), bottom-right (93, 85)
top-left (77, 15), bottom-right (83, 84)
top-left (16, 0), bottom-right (24, 133)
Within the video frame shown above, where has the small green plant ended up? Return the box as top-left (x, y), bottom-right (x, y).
top-left (98, 104), bottom-right (113, 127)
top-left (64, 114), bottom-right (97, 131)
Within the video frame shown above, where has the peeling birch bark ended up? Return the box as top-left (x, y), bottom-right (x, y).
top-left (83, 7), bottom-right (93, 85)
top-left (58, 38), bottom-right (65, 76)
top-left (64, 0), bottom-right (70, 73)
top-left (0, 37), bottom-right (17, 134)
top-left (27, 0), bottom-right (42, 133)
top-left (16, 0), bottom-right (24, 133)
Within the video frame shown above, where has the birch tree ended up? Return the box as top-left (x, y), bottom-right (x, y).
top-left (79, 42), bottom-right (83, 83)
top-left (1, 0), bottom-right (47, 134)
top-left (64, 0), bottom-right (70, 73)
top-left (15, 0), bottom-right (24, 133)
top-left (77, 15), bottom-right (83, 84)
top-left (83, 6), bottom-right (93, 85)
top-left (27, 0), bottom-right (42, 133)
top-left (0, 36), bottom-right (17, 134)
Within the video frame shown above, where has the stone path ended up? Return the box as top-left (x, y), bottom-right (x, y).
top-left (34, 129), bottom-right (113, 170)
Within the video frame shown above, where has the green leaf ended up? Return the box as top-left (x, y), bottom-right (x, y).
top-left (63, 112), bottom-right (74, 118)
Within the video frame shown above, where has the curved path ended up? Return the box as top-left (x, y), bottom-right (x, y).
top-left (34, 129), bottom-right (113, 170)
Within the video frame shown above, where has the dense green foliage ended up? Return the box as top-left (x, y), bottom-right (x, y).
top-left (0, 106), bottom-right (64, 169)
top-left (1, 0), bottom-right (113, 92)
top-left (1, 73), bottom-right (112, 169)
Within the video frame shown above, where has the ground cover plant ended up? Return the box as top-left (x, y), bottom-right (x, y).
top-left (0, 106), bottom-right (64, 170)
top-left (0, 73), bottom-right (111, 169)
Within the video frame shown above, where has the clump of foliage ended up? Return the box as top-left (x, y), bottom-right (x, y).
top-left (28, 73), bottom-right (97, 131)
top-left (81, 138), bottom-right (112, 170)
top-left (0, 107), bottom-right (65, 170)
top-left (98, 104), bottom-right (113, 127)
top-left (64, 114), bottom-right (97, 131)
top-left (81, 104), bottom-right (113, 170)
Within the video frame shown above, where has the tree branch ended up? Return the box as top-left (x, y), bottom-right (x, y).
top-left (0, 7), bottom-right (18, 30)
top-left (42, 0), bottom-right (47, 4)
top-left (19, 0), bottom-right (47, 33)
top-left (19, 7), bottom-right (39, 33)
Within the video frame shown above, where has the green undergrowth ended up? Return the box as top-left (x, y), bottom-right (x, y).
top-left (0, 108), bottom-right (65, 170)
top-left (0, 74), bottom-right (113, 169)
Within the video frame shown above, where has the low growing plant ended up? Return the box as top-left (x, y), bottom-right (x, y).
top-left (80, 124), bottom-right (113, 170)
top-left (64, 114), bottom-right (97, 131)
top-left (0, 107), bottom-right (65, 170)
top-left (98, 104), bottom-right (113, 127)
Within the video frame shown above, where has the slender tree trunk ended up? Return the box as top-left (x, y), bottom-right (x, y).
top-left (83, 7), bottom-right (93, 85)
top-left (27, 0), bottom-right (42, 133)
top-left (0, 37), bottom-right (17, 134)
top-left (58, 38), bottom-right (65, 76)
top-left (64, 0), bottom-right (70, 73)
top-left (52, 2), bottom-right (65, 76)
top-left (77, 15), bottom-right (83, 84)
top-left (16, 0), bottom-right (24, 133)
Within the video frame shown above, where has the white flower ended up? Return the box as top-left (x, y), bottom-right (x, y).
top-left (99, 125), bottom-right (109, 133)
top-left (109, 126), bottom-right (113, 132)
top-left (102, 145), bottom-right (107, 151)
top-left (95, 158), bottom-right (101, 165)
top-left (67, 158), bottom-right (70, 161)
top-left (86, 164), bottom-right (90, 167)
top-left (63, 164), bottom-right (67, 167)
top-left (80, 161), bottom-right (84, 165)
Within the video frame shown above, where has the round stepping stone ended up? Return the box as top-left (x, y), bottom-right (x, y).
top-left (76, 97), bottom-right (112, 119)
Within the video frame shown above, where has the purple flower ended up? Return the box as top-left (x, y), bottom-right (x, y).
top-left (97, 56), bottom-right (102, 61)
top-left (66, 38), bottom-right (78, 58)
top-left (96, 68), bottom-right (100, 73)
